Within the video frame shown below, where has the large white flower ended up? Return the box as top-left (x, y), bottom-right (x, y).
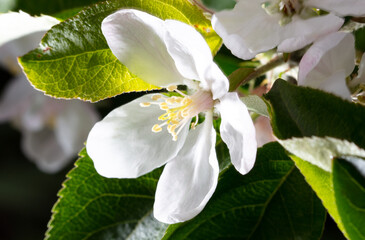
top-left (86, 9), bottom-right (257, 223)
top-left (298, 32), bottom-right (355, 100)
top-left (0, 12), bottom-right (100, 172)
top-left (211, 0), bottom-right (365, 60)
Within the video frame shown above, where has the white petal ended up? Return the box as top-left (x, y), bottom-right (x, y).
top-left (278, 14), bottom-right (344, 53)
top-left (86, 94), bottom-right (189, 178)
top-left (154, 111), bottom-right (218, 224)
top-left (21, 128), bottom-right (73, 173)
top-left (298, 32), bottom-right (355, 100)
top-left (0, 11), bottom-right (59, 47)
top-left (212, 0), bottom-right (282, 59)
top-left (306, 0), bottom-right (365, 17)
top-left (217, 92), bottom-right (257, 175)
top-left (201, 63), bottom-right (229, 100)
top-left (164, 20), bottom-right (229, 98)
top-left (212, 1), bottom-right (343, 59)
top-left (101, 9), bottom-right (184, 87)
top-left (55, 100), bottom-right (100, 155)
top-left (164, 20), bottom-right (213, 81)
top-left (0, 74), bottom-right (34, 123)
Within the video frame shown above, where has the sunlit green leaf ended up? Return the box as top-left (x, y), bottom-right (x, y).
top-left (333, 157), bottom-right (365, 240)
top-left (279, 137), bottom-right (365, 172)
top-left (20, 0), bottom-right (222, 102)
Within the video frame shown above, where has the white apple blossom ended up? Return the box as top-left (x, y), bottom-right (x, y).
top-left (0, 12), bottom-right (100, 172)
top-left (86, 9), bottom-right (257, 223)
top-left (211, 0), bottom-right (364, 60)
top-left (298, 32), bottom-right (355, 100)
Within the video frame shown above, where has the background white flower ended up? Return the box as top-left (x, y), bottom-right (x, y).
top-left (211, 0), bottom-right (357, 60)
top-left (0, 12), bottom-right (100, 173)
top-left (298, 32), bottom-right (355, 100)
top-left (87, 9), bottom-right (257, 224)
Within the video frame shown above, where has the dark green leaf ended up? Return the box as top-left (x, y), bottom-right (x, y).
top-left (46, 148), bottom-right (167, 240)
top-left (19, 0), bottom-right (222, 102)
top-left (15, 0), bottom-right (101, 15)
top-left (354, 26), bottom-right (365, 52)
top-left (162, 143), bottom-right (326, 240)
top-left (333, 157), bottom-right (365, 240)
top-left (264, 79), bottom-right (365, 149)
top-left (202, 0), bottom-right (236, 11)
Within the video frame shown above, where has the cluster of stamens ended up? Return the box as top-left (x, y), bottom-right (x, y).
top-left (262, 0), bottom-right (306, 26)
top-left (139, 85), bottom-right (214, 141)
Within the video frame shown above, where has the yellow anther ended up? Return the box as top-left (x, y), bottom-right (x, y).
top-left (158, 112), bottom-right (169, 121)
top-left (167, 85), bottom-right (177, 91)
top-left (190, 122), bottom-right (196, 129)
top-left (151, 94), bottom-right (162, 100)
top-left (181, 108), bottom-right (190, 118)
top-left (152, 124), bottom-right (162, 133)
top-left (166, 98), bottom-right (176, 104)
top-left (172, 134), bottom-right (178, 141)
top-left (167, 124), bottom-right (177, 133)
top-left (159, 102), bottom-right (169, 110)
top-left (182, 98), bottom-right (192, 105)
top-left (139, 102), bottom-right (151, 107)
top-left (170, 119), bottom-right (179, 125)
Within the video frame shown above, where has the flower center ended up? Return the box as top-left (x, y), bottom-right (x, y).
top-left (140, 85), bottom-right (214, 141)
top-left (262, 0), bottom-right (314, 26)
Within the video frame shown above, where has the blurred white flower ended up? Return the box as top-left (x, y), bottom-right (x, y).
top-left (211, 0), bottom-right (364, 60)
top-left (0, 12), bottom-right (100, 173)
top-left (298, 32), bottom-right (355, 100)
top-left (87, 9), bottom-right (257, 224)
top-left (254, 116), bottom-right (276, 147)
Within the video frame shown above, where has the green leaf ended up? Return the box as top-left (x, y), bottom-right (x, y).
top-left (202, 0), bottom-right (236, 11)
top-left (241, 95), bottom-right (270, 117)
top-left (162, 143), bottom-right (326, 240)
top-left (290, 156), bottom-right (347, 236)
top-left (264, 79), bottom-right (365, 149)
top-left (19, 0), bottom-right (222, 102)
top-left (228, 67), bottom-right (255, 91)
top-left (333, 157), bottom-right (365, 240)
top-left (354, 26), bottom-right (365, 52)
top-left (46, 148), bottom-right (167, 240)
top-left (279, 137), bottom-right (365, 172)
top-left (15, 0), bottom-right (101, 15)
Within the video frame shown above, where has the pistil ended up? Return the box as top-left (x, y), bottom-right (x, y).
top-left (139, 85), bottom-right (214, 141)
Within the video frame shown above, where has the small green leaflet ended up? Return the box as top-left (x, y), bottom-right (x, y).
top-left (162, 143), bottom-right (325, 240)
top-left (19, 0), bottom-right (222, 102)
top-left (241, 95), bottom-right (270, 117)
top-left (46, 148), bottom-right (166, 240)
